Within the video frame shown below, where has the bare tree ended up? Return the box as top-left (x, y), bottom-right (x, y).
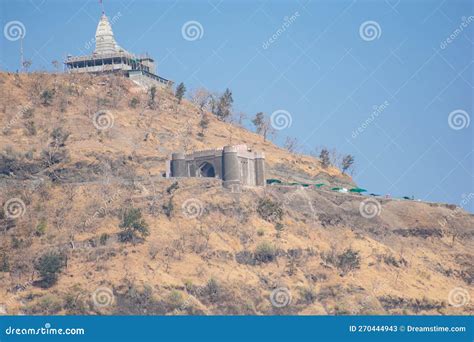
top-left (198, 113), bottom-right (210, 137)
top-left (148, 86), bottom-right (157, 109)
top-left (283, 136), bottom-right (299, 153)
top-left (22, 60), bottom-right (32, 73)
top-left (189, 88), bottom-right (212, 113)
top-left (319, 148), bottom-right (330, 168)
top-left (211, 88), bottom-right (233, 121)
top-left (175, 82), bottom-right (186, 104)
top-left (51, 60), bottom-right (60, 72)
top-left (232, 111), bottom-right (247, 127)
top-left (329, 148), bottom-right (342, 168)
top-left (251, 112), bottom-right (275, 142)
top-left (341, 154), bottom-right (355, 174)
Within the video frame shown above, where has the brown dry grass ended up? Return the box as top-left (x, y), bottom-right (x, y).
top-left (0, 72), bottom-right (472, 316)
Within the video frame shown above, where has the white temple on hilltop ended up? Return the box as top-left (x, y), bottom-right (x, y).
top-left (65, 13), bottom-right (173, 88)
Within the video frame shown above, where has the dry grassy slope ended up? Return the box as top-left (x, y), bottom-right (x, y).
top-left (0, 72), bottom-right (473, 316)
top-left (0, 72), bottom-right (353, 186)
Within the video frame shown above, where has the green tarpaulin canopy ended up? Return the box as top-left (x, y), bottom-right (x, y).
top-left (266, 179), bottom-right (282, 185)
top-left (314, 183), bottom-right (326, 188)
top-left (349, 188), bottom-right (367, 193)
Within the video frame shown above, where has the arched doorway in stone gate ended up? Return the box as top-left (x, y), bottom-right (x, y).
top-left (198, 162), bottom-right (216, 178)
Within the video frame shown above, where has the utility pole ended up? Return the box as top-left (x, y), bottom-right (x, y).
top-left (20, 35), bottom-right (24, 72)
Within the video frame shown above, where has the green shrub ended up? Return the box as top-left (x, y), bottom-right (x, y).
top-left (118, 208), bottom-right (149, 243)
top-left (336, 248), bottom-right (361, 274)
top-left (299, 287), bottom-right (317, 304)
top-left (34, 251), bottom-right (66, 288)
top-left (274, 222), bottom-right (284, 232)
top-left (0, 253), bottom-right (9, 272)
top-left (378, 254), bottom-right (407, 268)
top-left (35, 219), bottom-right (47, 236)
top-left (11, 236), bottom-right (24, 249)
top-left (184, 280), bottom-right (195, 293)
top-left (256, 198), bottom-right (283, 222)
top-left (41, 148), bottom-right (70, 167)
top-left (254, 242), bottom-right (277, 263)
top-left (129, 97), bottom-right (139, 108)
top-left (202, 278), bottom-right (221, 303)
top-left (235, 250), bottom-right (256, 265)
top-left (24, 120), bottom-right (36, 136)
top-left (50, 127), bottom-right (70, 148)
top-left (97, 97), bottom-right (110, 107)
top-left (40, 89), bottom-right (54, 106)
top-left (166, 290), bottom-right (185, 310)
top-left (29, 294), bottom-right (62, 314)
top-left (22, 107), bottom-right (34, 119)
top-left (148, 86), bottom-right (157, 107)
top-left (63, 291), bottom-right (87, 314)
top-left (166, 182), bottom-right (179, 194)
top-left (321, 248), bottom-right (361, 275)
top-left (275, 222), bottom-right (284, 238)
top-left (162, 198), bottom-right (174, 218)
top-left (99, 233), bottom-right (109, 246)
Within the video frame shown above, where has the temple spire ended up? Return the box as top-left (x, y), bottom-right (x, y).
top-left (94, 13), bottom-right (118, 55)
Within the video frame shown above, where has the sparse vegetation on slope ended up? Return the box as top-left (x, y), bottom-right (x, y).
top-left (0, 72), bottom-right (472, 316)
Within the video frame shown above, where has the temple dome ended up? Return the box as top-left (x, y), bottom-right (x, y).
top-left (94, 13), bottom-right (122, 55)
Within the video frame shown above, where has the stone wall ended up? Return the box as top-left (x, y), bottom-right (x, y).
top-left (168, 145), bottom-right (265, 187)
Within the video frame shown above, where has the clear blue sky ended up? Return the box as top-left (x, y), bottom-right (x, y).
top-left (1, 0), bottom-right (473, 211)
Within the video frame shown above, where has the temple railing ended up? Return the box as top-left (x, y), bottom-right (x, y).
top-left (65, 52), bottom-right (153, 63)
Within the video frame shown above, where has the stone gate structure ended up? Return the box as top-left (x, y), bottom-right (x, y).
top-left (167, 145), bottom-right (265, 187)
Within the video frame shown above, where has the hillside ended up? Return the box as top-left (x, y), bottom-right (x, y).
top-left (0, 72), bottom-right (472, 316)
top-left (0, 72), bottom-right (353, 187)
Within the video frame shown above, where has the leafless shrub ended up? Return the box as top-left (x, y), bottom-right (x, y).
top-left (321, 248), bottom-right (361, 275)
